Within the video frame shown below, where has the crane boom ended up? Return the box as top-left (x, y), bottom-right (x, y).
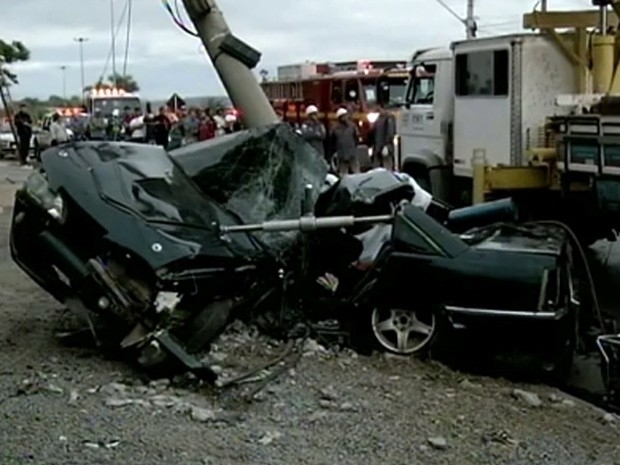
top-left (180, 0), bottom-right (278, 127)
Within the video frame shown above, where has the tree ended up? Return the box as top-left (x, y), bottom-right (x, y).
top-left (0, 40), bottom-right (30, 85)
top-left (107, 73), bottom-right (139, 92)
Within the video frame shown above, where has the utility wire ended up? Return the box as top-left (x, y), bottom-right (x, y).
top-left (98, 0), bottom-right (130, 83)
top-left (432, 0), bottom-right (466, 25)
top-left (122, 0), bottom-right (132, 76)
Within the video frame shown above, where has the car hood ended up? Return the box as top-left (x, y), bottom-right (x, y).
top-left (39, 142), bottom-right (266, 269)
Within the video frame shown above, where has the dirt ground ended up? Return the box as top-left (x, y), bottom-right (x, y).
top-left (1, 162), bottom-right (619, 465)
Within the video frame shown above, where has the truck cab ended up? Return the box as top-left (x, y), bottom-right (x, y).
top-left (398, 34), bottom-right (575, 205)
top-left (398, 48), bottom-right (453, 199)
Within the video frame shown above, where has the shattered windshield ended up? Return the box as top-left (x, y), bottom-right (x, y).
top-left (85, 144), bottom-right (218, 228)
top-left (172, 123), bottom-right (328, 250)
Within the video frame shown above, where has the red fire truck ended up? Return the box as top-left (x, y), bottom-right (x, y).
top-left (260, 59), bottom-right (408, 147)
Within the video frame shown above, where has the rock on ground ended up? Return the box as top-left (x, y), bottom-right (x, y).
top-left (0, 169), bottom-right (619, 465)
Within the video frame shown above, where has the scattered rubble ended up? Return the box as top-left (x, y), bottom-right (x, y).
top-left (512, 389), bottom-right (543, 407)
top-left (427, 436), bottom-right (448, 450)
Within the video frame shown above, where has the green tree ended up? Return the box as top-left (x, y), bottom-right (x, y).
top-left (107, 73), bottom-right (139, 92)
top-left (0, 40), bottom-right (30, 85)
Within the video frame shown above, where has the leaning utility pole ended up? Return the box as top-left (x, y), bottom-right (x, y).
top-left (180, 0), bottom-right (277, 127)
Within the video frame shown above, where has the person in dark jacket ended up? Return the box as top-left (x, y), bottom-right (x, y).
top-left (13, 104), bottom-right (32, 167)
top-left (371, 104), bottom-right (397, 170)
top-left (329, 108), bottom-right (360, 175)
top-left (153, 107), bottom-right (171, 149)
top-left (299, 105), bottom-right (326, 159)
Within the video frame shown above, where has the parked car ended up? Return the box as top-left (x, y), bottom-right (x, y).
top-left (0, 126), bottom-right (17, 157)
top-left (0, 124), bottom-right (38, 159)
top-left (34, 113), bottom-right (75, 151)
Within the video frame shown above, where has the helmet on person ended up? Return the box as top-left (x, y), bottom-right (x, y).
top-left (336, 107), bottom-right (348, 119)
top-left (305, 105), bottom-right (319, 116)
top-left (112, 109), bottom-right (120, 117)
top-left (224, 114), bottom-right (237, 123)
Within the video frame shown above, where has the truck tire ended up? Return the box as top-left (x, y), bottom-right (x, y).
top-left (402, 162), bottom-right (432, 192)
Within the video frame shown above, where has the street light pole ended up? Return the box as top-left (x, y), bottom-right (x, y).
top-left (60, 66), bottom-right (67, 100)
top-left (74, 37), bottom-right (88, 101)
top-left (110, 0), bottom-right (117, 85)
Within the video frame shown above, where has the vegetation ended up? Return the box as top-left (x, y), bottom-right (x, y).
top-left (0, 39), bottom-right (30, 85)
top-left (84, 73), bottom-right (140, 92)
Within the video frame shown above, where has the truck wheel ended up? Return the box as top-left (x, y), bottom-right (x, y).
top-left (402, 163), bottom-right (432, 192)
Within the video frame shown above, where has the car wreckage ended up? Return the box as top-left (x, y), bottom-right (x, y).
top-left (8, 123), bottom-right (620, 407)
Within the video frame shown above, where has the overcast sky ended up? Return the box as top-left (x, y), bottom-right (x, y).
top-left (1, 0), bottom-right (592, 100)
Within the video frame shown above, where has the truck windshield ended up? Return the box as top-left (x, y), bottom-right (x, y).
top-left (363, 77), bottom-right (407, 108)
top-left (378, 76), bottom-right (408, 107)
top-left (90, 97), bottom-right (141, 116)
top-left (408, 65), bottom-right (436, 105)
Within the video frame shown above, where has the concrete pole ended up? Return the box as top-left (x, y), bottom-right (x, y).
top-left (466, 0), bottom-right (476, 39)
top-left (60, 66), bottom-right (67, 100)
top-left (180, 0), bottom-right (278, 127)
top-left (74, 37), bottom-right (88, 101)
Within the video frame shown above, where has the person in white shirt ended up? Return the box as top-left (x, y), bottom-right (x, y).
top-left (50, 113), bottom-right (69, 146)
top-left (128, 112), bottom-right (146, 143)
top-left (212, 108), bottom-right (226, 136)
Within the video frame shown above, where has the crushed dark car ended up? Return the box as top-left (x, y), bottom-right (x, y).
top-left (9, 123), bottom-right (610, 399)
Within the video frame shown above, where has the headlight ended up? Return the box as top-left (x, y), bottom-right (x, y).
top-left (367, 112), bottom-right (379, 124)
top-left (24, 171), bottom-right (66, 222)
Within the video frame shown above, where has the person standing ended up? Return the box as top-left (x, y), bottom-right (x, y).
top-left (13, 104), bottom-right (32, 167)
top-left (213, 108), bottom-right (226, 136)
top-left (86, 109), bottom-right (107, 140)
top-left (128, 109), bottom-right (146, 143)
top-left (299, 105), bottom-right (326, 159)
top-left (153, 107), bottom-right (171, 149)
top-left (371, 104), bottom-right (397, 170)
top-left (329, 108), bottom-right (360, 175)
top-left (197, 109), bottom-right (216, 141)
top-left (49, 113), bottom-right (69, 146)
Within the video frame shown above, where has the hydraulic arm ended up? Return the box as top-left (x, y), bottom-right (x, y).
top-left (179, 0), bottom-right (278, 127)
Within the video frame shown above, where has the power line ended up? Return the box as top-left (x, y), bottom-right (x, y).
top-left (98, 0), bottom-right (130, 83)
top-left (432, 0), bottom-right (465, 24)
top-left (431, 0), bottom-right (477, 38)
top-left (122, 0), bottom-right (132, 76)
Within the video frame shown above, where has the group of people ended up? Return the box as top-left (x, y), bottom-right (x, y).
top-left (83, 105), bottom-right (241, 149)
top-left (297, 104), bottom-right (396, 176)
top-left (7, 103), bottom-right (243, 168)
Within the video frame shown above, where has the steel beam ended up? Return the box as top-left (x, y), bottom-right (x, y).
top-left (523, 10), bottom-right (618, 30)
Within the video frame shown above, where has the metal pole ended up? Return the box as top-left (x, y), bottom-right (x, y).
top-left (180, 0), bottom-right (277, 127)
top-left (110, 0), bottom-right (117, 85)
top-left (0, 61), bottom-right (17, 142)
top-left (74, 37), bottom-right (88, 102)
top-left (541, 0), bottom-right (547, 11)
top-left (60, 66), bottom-right (67, 100)
top-left (466, 0), bottom-right (476, 39)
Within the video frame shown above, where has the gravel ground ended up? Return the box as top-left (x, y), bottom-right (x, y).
top-left (0, 162), bottom-right (619, 464)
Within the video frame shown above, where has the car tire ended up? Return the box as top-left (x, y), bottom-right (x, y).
top-left (183, 298), bottom-right (234, 354)
top-left (360, 305), bottom-right (438, 355)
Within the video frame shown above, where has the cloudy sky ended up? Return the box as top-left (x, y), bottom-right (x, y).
top-left (1, 0), bottom-right (593, 100)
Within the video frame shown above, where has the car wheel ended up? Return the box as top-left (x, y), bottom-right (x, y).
top-left (371, 307), bottom-right (436, 355)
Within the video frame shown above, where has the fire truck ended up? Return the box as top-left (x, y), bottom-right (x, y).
top-left (260, 59), bottom-right (408, 148)
top-left (83, 87), bottom-right (142, 117)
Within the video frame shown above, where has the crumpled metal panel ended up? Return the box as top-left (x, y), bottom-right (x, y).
top-left (171, 123), bottom-right (328, 250)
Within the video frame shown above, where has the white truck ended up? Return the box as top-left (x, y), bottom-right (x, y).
top-left (397, 33), bottom-right (575, 205)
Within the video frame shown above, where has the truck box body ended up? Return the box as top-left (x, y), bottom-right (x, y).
top-left (451, 34), bottom-right (575, 177)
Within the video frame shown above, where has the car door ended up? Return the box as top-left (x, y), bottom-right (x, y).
top-left (37, 117), bottom-right (53, 149)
